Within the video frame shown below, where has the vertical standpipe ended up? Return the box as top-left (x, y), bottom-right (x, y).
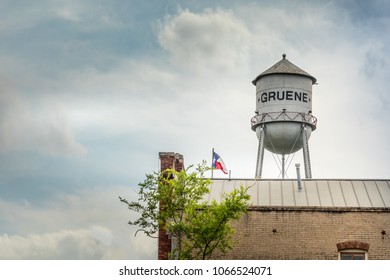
top-left (295, 163), bottom-right (302, 191)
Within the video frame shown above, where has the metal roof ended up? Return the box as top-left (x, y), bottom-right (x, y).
top-left (252, 54), bottom-right (317, 85)
top-left (206, 179), bottom-right (390, 208)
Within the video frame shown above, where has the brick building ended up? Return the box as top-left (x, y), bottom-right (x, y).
top-left (209, 178), bottom-right (390, 260)
top-left (158, 152), bottom-right (390, 260)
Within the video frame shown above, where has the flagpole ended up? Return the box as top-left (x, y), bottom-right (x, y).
top-left (211, 148), bottom-right (214, 179)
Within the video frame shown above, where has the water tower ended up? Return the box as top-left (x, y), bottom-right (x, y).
top-left (251, 54), bottom-right (317, 178)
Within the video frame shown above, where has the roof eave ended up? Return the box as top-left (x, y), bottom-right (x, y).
top-left (252, 72), bottom-right (317, 86)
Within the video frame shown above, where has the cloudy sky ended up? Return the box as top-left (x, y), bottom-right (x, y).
top-left (0, 0), bottom-right (389, 259)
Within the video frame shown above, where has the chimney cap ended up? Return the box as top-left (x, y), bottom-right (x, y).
top-left (159, 152), bottom-right (183, 159)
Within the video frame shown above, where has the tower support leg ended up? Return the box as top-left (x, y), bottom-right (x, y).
top-left (302, 124), bottom-right (312, 178)
top-left (281, 154), bottom-right (285, 179)
top-left (255, 125), bottom-right (265, 179)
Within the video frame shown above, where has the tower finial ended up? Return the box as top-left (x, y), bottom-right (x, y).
top-left (282, 54), bottom-right (286, 59)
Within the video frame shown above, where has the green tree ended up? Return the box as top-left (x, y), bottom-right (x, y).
top-left (119, 161), bottom-right (250, 260)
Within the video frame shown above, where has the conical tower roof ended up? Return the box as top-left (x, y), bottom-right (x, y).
top-left (252, 54), bottom-right (317, 85)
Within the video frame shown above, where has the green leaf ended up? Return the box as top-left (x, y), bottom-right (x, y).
top-left (119, 161), bottom-right (250, 259)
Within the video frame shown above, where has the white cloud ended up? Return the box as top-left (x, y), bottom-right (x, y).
top-left (52, 0), bottom-right (125, 30)
top-left (59, 9), bottom-right (254, 143)
top-left (0, 76), bottom-right (87, 157)
top-left (0, 230), bottom-right (108, 260)
top-left (23, 3), bottom-right (388, 180)
top-left (0, 185), bottom-right (157, 259)
top-left (215, 2), bottom-right (390, 179)
top-left (0, 0), bottom-right (123, 35)
top-left (158, 9), bottom-right (250, 75)
top-left (53, 4), bottom-right (390, 179)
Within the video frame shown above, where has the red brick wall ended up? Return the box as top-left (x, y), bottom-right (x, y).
top-left (158, 152), bottom-right (184, 260)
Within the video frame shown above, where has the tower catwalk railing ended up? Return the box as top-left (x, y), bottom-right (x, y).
top-left (254, 124), bottom-right (313, 179)
top-left (251, 111), bottom-right (317, 131)
top-left (253, 111), bottom-right (316, 179)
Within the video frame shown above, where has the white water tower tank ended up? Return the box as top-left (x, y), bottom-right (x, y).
top-left (251, 54), bottom-right (317, 178)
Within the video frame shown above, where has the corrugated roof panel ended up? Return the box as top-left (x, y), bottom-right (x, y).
top-left (376, 181), bottom-right (390, 207)
top-left (269, 181), bottom-right (283, 206)
top-left (224, 180), bottom-right (236, 196)
top-left (295, 191), bottom-right (308, 206)
top-left (293, 181), bottom-right (308, 206)
top-left (281, 181), bottom-right (295, 206)
top-left (340, 181), bottom-right (359, 207)
top-left (246, 181), bottom-right (259, 205)
top-left (364, 181), bottom-right (384, 207)
top-left (258, 181), bottom-right (270, 205)
top-left (304, 181), bottom-right (321, 206)
top-left (232, 180), bottom-right (245, 193)
top-left (316, 181), bottom-right (333, 206)
top-left (352, 181), bottom-right (372, 207)
top-left (204, 181), bottom-right (211, 202)
top-left (328, 181), bottom-right (346, 207)
top-left (208, 180), bottom-right (225, 202)
top-left (208, 179), bottom-right (390, 208)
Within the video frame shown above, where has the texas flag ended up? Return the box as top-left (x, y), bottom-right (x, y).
top-left (212, 151), bottom-right (228, 174)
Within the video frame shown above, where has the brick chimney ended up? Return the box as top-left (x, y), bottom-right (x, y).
top-left (158, 152), bottom-right (184, 260)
